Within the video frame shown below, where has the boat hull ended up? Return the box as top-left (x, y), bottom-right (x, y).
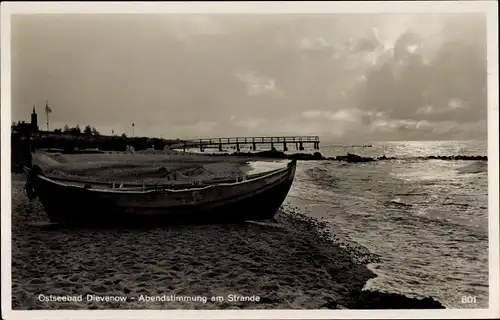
top-left (26, 161), bottom-right (296, 226)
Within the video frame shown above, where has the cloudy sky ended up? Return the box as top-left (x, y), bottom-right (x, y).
top-left (11, 13), bottom-right (487, 142)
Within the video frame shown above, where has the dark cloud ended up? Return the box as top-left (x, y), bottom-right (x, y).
top-left (11, 13), bottom-right (487, 140)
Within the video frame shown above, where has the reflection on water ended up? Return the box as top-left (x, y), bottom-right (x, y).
top-left (178, 140), bottom-right (487, 160)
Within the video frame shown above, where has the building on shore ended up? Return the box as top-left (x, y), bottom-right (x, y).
top-left (12, 105), bottom-right (39, 135)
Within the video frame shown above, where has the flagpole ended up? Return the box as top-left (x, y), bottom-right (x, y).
top-left (46, 101), bottom-right (49, 131)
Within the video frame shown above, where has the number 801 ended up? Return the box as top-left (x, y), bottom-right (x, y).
top-left (461, 296), bottom-right (477, 304)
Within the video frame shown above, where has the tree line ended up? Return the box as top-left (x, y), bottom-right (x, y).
top-left (53, 124), bottom-right (127, 138)
top-left (31, 124), bottom-right (170, 152)
top-left (31, 135), bottom-right (170, 152)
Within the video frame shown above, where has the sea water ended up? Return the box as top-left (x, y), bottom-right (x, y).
top-left (247, 140), bottom-right (489, 309)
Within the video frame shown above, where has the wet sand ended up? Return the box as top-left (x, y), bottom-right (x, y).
top-left (11, 152), bottom-right (445, 309)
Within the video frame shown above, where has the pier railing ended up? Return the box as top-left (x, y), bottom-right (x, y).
top-left (176, 136), bottom-right (320, 152)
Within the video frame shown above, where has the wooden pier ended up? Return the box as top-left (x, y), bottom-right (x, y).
top-left (179, 136), bottom-right (320, 152)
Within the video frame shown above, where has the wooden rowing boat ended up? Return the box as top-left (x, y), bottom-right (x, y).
top-left (23, 160), bottom-right (297, 226)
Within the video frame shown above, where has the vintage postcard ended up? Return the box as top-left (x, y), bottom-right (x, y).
top-left (1, 1), bottom-right (498, 319)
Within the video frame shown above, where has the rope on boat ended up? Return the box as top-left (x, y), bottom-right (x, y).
top-left (25, 165), bottom-right (42, 201)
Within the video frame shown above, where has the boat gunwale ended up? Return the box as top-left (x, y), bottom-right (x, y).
top-left (28, 160), bottom-right (296, 195)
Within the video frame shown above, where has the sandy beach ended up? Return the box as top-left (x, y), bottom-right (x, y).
top-left (11, 152), bottom-right (445, 309)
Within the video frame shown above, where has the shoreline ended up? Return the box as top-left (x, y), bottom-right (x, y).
top-left (11, 173), bottom-right (444, 309)
top-left (277, 211), bottom-right (445, 309)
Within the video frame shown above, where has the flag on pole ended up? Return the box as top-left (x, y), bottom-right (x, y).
top-left (45, 101), bottom-right (52, 114)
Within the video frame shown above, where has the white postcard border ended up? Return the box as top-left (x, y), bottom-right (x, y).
top-left (1, 1), bottom-right (498, 319)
